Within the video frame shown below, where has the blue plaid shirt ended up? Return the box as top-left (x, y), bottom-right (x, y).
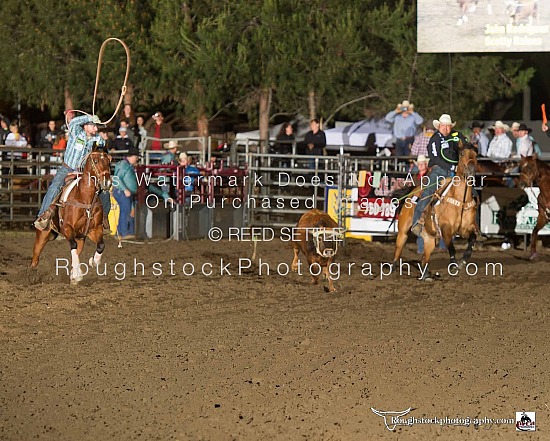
top-left (63, 115), bottom-right (105, 170)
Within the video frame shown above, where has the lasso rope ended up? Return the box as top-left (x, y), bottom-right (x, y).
top-left (93, 37), bottom-right (131, 125)
top-left (65, 38), bottom-right (131, 128)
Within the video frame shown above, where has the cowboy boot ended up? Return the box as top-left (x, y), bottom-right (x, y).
top-left (34, 207), bottom-right (55, 231)
top-left (411, 215), bottom-right (425, 236)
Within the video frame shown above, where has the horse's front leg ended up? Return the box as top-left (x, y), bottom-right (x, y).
top-left (392, 205), bottom-right (413, 267)
top-left (31, 230), bottom-right (55, 268)
top-left (440, 226), bottom-right (457, 265)
top-left (461, 231), bottom-right (477, 266)
top-left (529, 211), bottom-right (547, 260)
top-left (67, 232), bottom-right (84, 285)
top-left (87, 226), bottom-right (105, 268)
top-left (419, 231), bottom-right (436, 281)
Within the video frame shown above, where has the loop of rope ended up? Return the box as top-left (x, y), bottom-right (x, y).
top-left (65, 38), bottom-right (131, 129)
top-left (93, 37), bottom-right (131, 125)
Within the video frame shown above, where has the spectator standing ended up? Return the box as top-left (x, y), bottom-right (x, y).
top-left (274, 122), bottom-right (294, 155)
top-left (37, 120), bottom-right (59, 148)
top-left (274, 122), bottom-right (294, 168)
top-left (0, 117), bottom-right (10, 145)
top-left (486, 121), bottom-right (513, 159)
top-left (510, 122), bottom-right (520, 153)
top-left (114, 103), bottom-right (136, 135)
top-left (5, 122), bottom-right (28, 167)
top-left (303, 118), bottom-right (325, 170)
top-left (135, 115), bottom-right (148, 150)
top-left (5, 122), bottom-right (28, 148)
top-left (303, 119), bottom-right (326, 155)
top-left (162, 140), bottom-right (179, 165)
top-left (411, 122), bottom-right (435, 157)
top-left (119, 120), bottom-right (135, 144)
top-left (514, 121), bottom-right (541, 156)
top-left (469, 121), bottom-right (489, 156)
top-left (1, 118), bottom-right (10, 181)
top-left (111, 126), bottom-right (135, 152)
top-left (385, 100), bottom-right (424, 158)
top-left (516, 123), bottom-right (534, 158)
top-left (147, 111), bottom-right (173, 150)
top-left (113, 146), bottom-right (140, 239)
top-left (178, 152), bottom-right (201, 202)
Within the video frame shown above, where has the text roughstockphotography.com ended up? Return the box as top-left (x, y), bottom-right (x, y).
top-left (54, 258), bottom-right (505, 281)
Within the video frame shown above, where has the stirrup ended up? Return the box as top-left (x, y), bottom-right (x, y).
top-left (34, 209), bottom-right (53, 231)
top-left (34, 217), bottom-right (50, 231)
top-left (411, 222), bottom-right (423, 236)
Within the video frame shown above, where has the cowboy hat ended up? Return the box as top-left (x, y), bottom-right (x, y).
top-left (397, 100), bottom-right (414, 111)
top-left (178, 152), bottom-right (188, 161)
top-left (510, 122), bottom-right (520, 131)
top-left (127, 146), bottom-right (140, 157)
top-left (470, 121), bottom-right (484, 129)
top-left (433, 114), bottom-right (456, 130)
top-left (518, 123), bottom-right (532, 133)
top-left (489, 120), bottom-right (510, 132)
top-left (163, 140), bottom-right (180, 149)
top-left (414, 154), bottom-right (430, 164)
top-left (82, 114), bottom-right (102, 126)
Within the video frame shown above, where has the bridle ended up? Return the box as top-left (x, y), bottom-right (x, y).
top-left (457, 146), bottom-right (477, 179)
top-left (82, 152), bottom-right (112, 192)
top-left (519, 160), bottom-right (537, 189)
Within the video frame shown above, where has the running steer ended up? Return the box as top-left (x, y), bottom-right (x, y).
top-left (291, 209), bottom-right (343, 292)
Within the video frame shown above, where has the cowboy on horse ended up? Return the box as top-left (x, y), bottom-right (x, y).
top-left (34, 113), bottom-right (111, 232)
top-left (410, 114), bottom-right (466, 235)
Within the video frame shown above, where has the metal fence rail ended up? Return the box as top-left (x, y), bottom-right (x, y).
top-left (2, 143), bottom-right (546, 239)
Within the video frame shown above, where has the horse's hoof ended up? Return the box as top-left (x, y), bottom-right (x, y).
top-left (457, 18), bottom-right (464, 26)
top-left (88, 256), bottom-right (95, 267)
top-left (70, 269), bottom-right (83, 284)
top-left (418, 272), bottom-right (433, 282)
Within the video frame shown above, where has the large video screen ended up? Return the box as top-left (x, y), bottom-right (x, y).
top-left (418, 0), bottom-right (550, 53)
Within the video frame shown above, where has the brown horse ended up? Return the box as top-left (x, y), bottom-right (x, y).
top-left (457, 0), bottom-right (492, 26)
top-left (506, 0), bottom-right (538, 25)
top-left (31, 149), bottom-right (112, 284)
top-left (476, 158), bottom-right (516, 187)
top-left (518, 154), bottom-right (550, 259)
top-left (393, 145), bottom-right (479, 280)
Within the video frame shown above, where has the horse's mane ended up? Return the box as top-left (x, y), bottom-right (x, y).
top-left (76, 153), bottom-right (90, 172)
top-left (534, 157), bottom-right (550, 173)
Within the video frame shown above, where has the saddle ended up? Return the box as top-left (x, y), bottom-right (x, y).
top-left (48, 174), bottom-right (102, 235)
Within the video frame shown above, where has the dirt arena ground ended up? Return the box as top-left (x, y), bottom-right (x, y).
top-left (0, 231), bottom-right (548, 440)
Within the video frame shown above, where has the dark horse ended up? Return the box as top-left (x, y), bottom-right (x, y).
top-left (393, 145), bottom-right (479, 280)
top-left (31, 148), bottom-right (112, 284)
top-left (476, 158), bottom-right (517, 187)
top-left (518, 154), bottom-right (550, 259)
